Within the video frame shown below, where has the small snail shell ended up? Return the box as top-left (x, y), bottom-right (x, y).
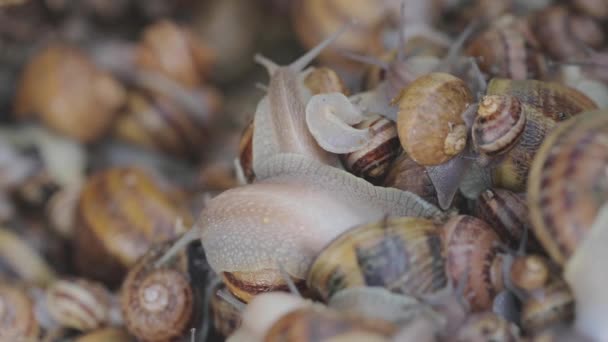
top-left (465, 15), bottom-right (547, 80)
top-left (396, 73), bottom-right (473, 166)
top-left (237, 119), bottom-right (255, 184)
top-left (528, 110), bottom-right (608, 265)
top-left (136, 20), bottom-right (215, 88)
top-left (383, 152), bottom-right (439, 206)
top-left (571, 0), bottom-right (608, 19)
top-left (291, 0), bottom-right (385, 68)
top-left (120, 240), bottom-right (193, 342)
top-left (530, 5), bottom-right (605, 61)
top-left (264, 305), bottom-right (397, 342)
top-left (307, 217), bottom-right (446, 301)
top-left (520, 280), bottom-right (574, 335)
top-left (0, 283), bottom-right (39, 341)
top-left (112, 86), bottom-right (222, 160)
top-left (14, 45), bottom-right (126, 142)
top-left (486, 78), bottom-right (597, 192)
top-left (72, 327), bottom-right (134, 342)
top-left (455, 311), bottom-right (520, 342)
top-left (46, 278), bottom-right (115, 331)
top-left (74, 167), bottom-right (191, 286)
top-left (304, 67), bottom-right (350, 95)
top-left (509, 255), bottom-right (550, 292)
top-left (442, 215), bottom-right (505, 311)
top-left (341, 115), bottom-right (401, 184)
top-left (210, 284), bottom-right (243, 337)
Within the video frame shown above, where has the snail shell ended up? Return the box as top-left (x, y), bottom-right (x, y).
top-left (396, 72), bottom-right (473, 166)
top-left (486, 78), bottom-right (597, 192)
top-left (521, 279), bottom-right (574, 335)
top-left (442, 215), bottom-right (505, 311)
top-left (0, 283), bottom-right (39, 341)
top-left (509, 255), bottom-right (551, 292)
top-left (120, 240), bottom-right (193, 342)
top-left (528, 110), bottom-right (608, 265)
top-left (383, 152), bottom-right (439, 206)
top-left (74, 167), bottom-right (191, 286)
top-left (46, 278), bottom-right (114, 331)
top-left (14, 45), bottom-right (126, 143)
top-left (455, 311), bottom-right (520, 342)
top-left (307, 217), bottom-right (446, 301)
top-left (304, 67), bottom-right (350, 95)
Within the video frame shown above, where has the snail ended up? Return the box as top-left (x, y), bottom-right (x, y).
top-left (120, 240), bottom-right (194, 342)
top-left (0, 283), bottom-right (40, 341)
top-left (455, 311), bottom-right (521, 342)
top-left (73, 166), bottom-right (191, 286)
top-left (383, 152), bottom-right (440, 206)
top-left (45, 278), bottom-right (119, 332)
top-left (14, 44), bottom-right (126, 143)
top-left (520, 279), bottom-right (574, 335)
top-left (210, 283), bottom-right (243, 338)
top-left (156, 27), bottom-right (441, 303)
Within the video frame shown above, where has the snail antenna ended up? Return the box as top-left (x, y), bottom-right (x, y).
top-left (277, 261), bottom-right (301, 297)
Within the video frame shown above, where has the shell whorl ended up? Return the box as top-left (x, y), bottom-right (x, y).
top-left (473, 95), bottom-right (526, 157)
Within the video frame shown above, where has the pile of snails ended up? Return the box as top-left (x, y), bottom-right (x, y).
top-left (1, 0), bottom-right (608, 341)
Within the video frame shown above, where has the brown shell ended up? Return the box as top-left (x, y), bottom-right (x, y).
top-left (113, 86), bottom-right (222, 160)
top-left (383, 152), bottom-right (438, 206)
top-left (572, 0), bottom-right (608, 19)
top-left (307, 217), bottom-right (446, 301)
top-left (396, 73), bottom-right (473, 166)
top-left (222, 270), bottom-right (308, 304)
top-left (304, 67), bottom-right (350, 95)
top-left (264, 306), bottom-right (397, 342)
top-left (455, 312), bottom-right (520, 342)
top-left (291, 0), bottom-right (385, 69)
top-left (521, 280), bottom-right (574, 335)
top-left (341, 116), bottom-right (401, 184)
top-left (210, 284), bottom-right (243, 337)
top-left (14, 45), bottom-right (125, 142)
top-left (530, 5), bottom-right (605, 61)
top-left (74, 167), bottom-right (191, 286)
top-left (238, 119), bottom-right (255, 183)
top-left (46, 278), bottom-right (113, 331)
top-left (509, 255), bottom-right (550, 291)
top-left (0, 284), bottom-right (39, 341)
top-left (120, 240), bottom-right (193, 342)
top-left (487, 78), bottom-right (597, 192)
top-left (136, 20), bottom-right (215, 88)
top-left (528, 110), bottom-right (608, 265)
top-left (473, 95), bottom-right (527, 157)
top-left (466, 15), bottom-right (547, 80)
top-left (442, 215), bottom-right (505, 311)
top-left (475, 188), bottom-right (542, 252)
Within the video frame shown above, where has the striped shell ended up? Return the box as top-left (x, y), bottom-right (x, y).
top-left (307, 217), bottom-right (446, 301)
top-left (396, 73), bottom-right (473, 166)
top-left (383, 152), bottom-right (438, 206)
top-left (0, 284), bottom-right (39, 341)
top-left (121, 240), bottom-right (193, 342)
top-left (46, 278), bottom-right (113, 331)
top-left (520, 279), bottom-right (574, 334)
top-left (472, 95), bottom-right (526, 158)
top-left (74, 167), bottom-right (191, 285)
top-left (528, 110), bottom-right (608, 265)
top-left (487, 79), bottom-right (597, 192)
top-left (341, 116), bottom-right (401, 184)
top-left (442, 215), bottom-right (505, 311)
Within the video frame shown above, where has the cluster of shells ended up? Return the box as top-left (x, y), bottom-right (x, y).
top-left (1, 0), bottom-right (608, 341)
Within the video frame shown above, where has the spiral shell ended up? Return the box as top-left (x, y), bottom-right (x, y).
top-left (528, 110), bottom-right (608, 265)
top-left (466, 15), bottom-right (547, 80)
top-left (383, 152), bottom-right (438, 206)
top-left (396, 73), bottom-right (473, 166)
top-left (341, 116), bottom-right (401, 184)
top-left (46, 278), bottom-right (114, 331)
top-left (530, 5), bottom-right (605, 61)
top-left (307, 217), bottom-right (446, 301)
top-left (136, 20), bottom-right (215, 88)
top-left (509, 255), bottom-right (550, 291)
top-left (442, 215), bottom-right (505, 311)
top-left (264, 305), bottom-right (397, 342)
top-left (74, 167), bottom-right (191, 285)
top-left (14, 45), bottom-right (126, 142)
top-left (521, 280), bottom-right (574, 334)
top-left (121, 240), bottom-right (193, 342)
top-left (487, 79), bottom-right (597, 192)
top-left (0, 284), bottom-right (39, 341)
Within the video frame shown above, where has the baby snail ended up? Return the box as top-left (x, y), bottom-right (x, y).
top-left (14, 44), bottom-right (126, 143)
top-left (0, 283), bottom-right (40, 341)
top-left (465, 15), bottom-right (549, 81)
top-left (157, 26), bottom-right (441, 303)
top-left (527, 110), bottom-right (608, 340)
top-left (73, 166), bottom-right (191, 286)
top-left (520, 279), bottom-right (575, 335)
top-left (530, 5), bottom-right (605, 62)
top-left (120, 239), bottom-right (194, 342)
top-left (45, 277), bottom-right (120, 332)
top-left (471, 78), bottom-right (597, 192)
